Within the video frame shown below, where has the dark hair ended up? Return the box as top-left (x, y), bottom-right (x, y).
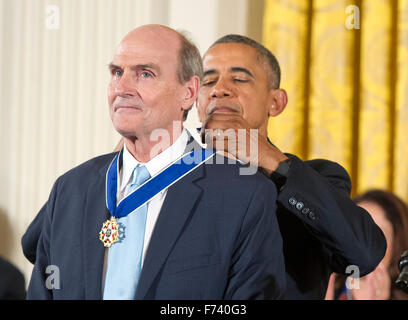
top-left (354, 189), bottom-right (408, 300)
top-left (209, 34), bottom-right (281, 89)
top-left (176, 31), bottom-right (203, 121)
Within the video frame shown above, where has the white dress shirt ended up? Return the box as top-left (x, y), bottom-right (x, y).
top-left (101, 129), bottom-right (189, 293)
top-left (117, 129), bottom-right (189, 264)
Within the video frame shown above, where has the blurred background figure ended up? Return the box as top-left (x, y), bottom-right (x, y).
top-left (0, 255), bottom-right (26, 299)
top-left (325, 189), bottom-right (408, 300)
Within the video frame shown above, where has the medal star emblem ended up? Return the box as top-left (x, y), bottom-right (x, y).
top-left (99, 217), bottom-right (119, 247)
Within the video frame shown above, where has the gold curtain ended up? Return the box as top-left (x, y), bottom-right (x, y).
top-left (263, 0), bottom-right (408, 202)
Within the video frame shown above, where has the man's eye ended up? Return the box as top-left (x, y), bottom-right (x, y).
top-left (140, 71), bottom-right (152, 78)
top-left (233, 78), bottom-right (248, 83)
top-left (112, 69), bottom-right (123, 77)
top-left (202, 80), bottom-right (215, 86)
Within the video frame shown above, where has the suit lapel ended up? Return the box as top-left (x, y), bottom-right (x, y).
top-left (135, 147), bottom-right (206, 299)
top-left (82, 161), bottom-right (113, 299)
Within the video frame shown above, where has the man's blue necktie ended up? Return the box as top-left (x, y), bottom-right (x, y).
top-left (103, 165), bottom-right (151, 300)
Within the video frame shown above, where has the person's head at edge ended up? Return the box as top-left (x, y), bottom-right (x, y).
top-left (108, 24), bottom-right (202, 161)
top-left (196, 34), bottom-right (288, 138)
top-left (354, 189), bottom-right (408, 299)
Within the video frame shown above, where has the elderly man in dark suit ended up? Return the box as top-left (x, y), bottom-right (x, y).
top-left (25, 25), bottom-right (285, 300)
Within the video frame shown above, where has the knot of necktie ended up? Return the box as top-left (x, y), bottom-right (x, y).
top-left (129, 165), bottom-right (151, 193)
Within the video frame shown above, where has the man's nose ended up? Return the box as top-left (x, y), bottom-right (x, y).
top-left (114, 71), bottom-right (135, 96)
top-left (211, 79), bottom-right (232, 98)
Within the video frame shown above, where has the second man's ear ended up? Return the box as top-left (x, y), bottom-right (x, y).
top-left (268, 88), bottom-right (288, 117)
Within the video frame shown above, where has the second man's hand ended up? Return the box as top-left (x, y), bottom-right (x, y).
top-left (201, 112), bottom-right (288, 175)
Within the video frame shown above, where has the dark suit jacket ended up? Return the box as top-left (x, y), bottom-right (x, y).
top-left (277, 154), bottom-right (386, 299)
top-left (0, 256), bottom-right (26, 299)
top-left (23, 150), bottom-right (386, 300)
top-left (26, 151), bottom-right (285, 299)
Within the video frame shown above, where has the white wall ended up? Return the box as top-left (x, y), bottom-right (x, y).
top-left (0, 0), bottom-right (261, 288)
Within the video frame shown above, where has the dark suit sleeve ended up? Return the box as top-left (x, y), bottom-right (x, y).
top-left (21, 203), bottom-right (47, 265)
top-left (26, 179), bottom-right (59, 299)
top-left (277, 154), bottom-right (386, 276)
top-left (225, 180), bottom-right (286, 299)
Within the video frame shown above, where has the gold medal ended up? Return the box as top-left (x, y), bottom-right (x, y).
top-left (99, 217), bottom-right (119, 247)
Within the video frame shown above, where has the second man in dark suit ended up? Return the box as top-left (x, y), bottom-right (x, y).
top-left (196, 34), bottom-right (387, 299)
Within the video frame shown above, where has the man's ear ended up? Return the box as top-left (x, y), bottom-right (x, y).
top-left (268, 88), bottom-right (288, 117)
top-left (181, 75), bottom-right (200, 111)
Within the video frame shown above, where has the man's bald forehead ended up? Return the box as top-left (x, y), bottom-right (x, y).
top-left (121, 24), bottom-right (182, 46)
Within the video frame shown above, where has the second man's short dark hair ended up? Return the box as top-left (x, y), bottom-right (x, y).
top-left (210, 34), bottom-right (281, 89)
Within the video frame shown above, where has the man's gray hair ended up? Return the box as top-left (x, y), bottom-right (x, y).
top-left (176, 31), bottom-right (203, 121)
top-left (209, 34), bottom-right (281, 89)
